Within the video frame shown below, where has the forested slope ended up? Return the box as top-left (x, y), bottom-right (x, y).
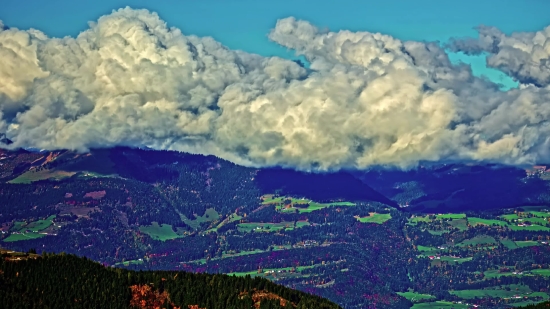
top-left (0, 252), bottom-right (341, 309)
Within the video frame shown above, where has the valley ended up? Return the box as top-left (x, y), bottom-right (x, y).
top-left (1, 147), bottom-right (550, 308)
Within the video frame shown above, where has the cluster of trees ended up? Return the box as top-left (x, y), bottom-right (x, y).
top-left (0, 253), bottom-right (341, 309)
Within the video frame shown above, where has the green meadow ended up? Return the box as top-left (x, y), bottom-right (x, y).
top-left (183, 208), bottom-right (220, 230)
top-left (356, 213), bottom-right (392, 224)
top-left (8, 169), bottom-right (76, 184)
top-left (457, 235), bottom-right (497, 247)
top-left (266, 195), bottom-right (355, 213)
top-left (139, 222), bottom-right (184, 241)
top-left (237, 221), bottom-right (310, 233)
top-left (468, 217), bottom-right (508, 226)
top-left (396, 292), bottom-right (435, 301)
top-left (451, 284), bottom-right (539, 299)
top-left (411, 301), bottom-right (470, 309)
top-left (3, 215), bottom-right (57, 242)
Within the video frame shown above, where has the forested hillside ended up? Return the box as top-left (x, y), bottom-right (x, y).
top-left (2, 147), bottom-right (550, 308)
top-left (0, 252), bottom-right (341, 309)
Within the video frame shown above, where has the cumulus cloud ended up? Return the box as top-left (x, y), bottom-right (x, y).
top-left (448, 25), bottom-right (550, 87)
top-left (0, 7), bottom-right (549, 170)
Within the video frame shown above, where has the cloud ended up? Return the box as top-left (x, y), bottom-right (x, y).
top-left (0, 7), bottom-right (549, 170)
top-left (448, 25), bottom-right (550, 87)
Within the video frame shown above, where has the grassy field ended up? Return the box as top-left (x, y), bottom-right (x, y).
top-left (531, 269), bottom-right (550, 276)
top-left (409, 213), bottom-right (465, 224)
top-left (9, 169), bottom-right (76, 184)
top-left (228, 265), bottom-right (317, 278)
top-left (515, 240), bottom-right (540, 248)
top-left (509, 224), bottom-right (550, 231)
top-left (427, 230), bottom-right (450, 235)
top-left (417, 245), bottom-right (438, 252)
top-left (411, 301), bottom-right (470, 309)
top-left (294, 201), bottom-right (355, 213)
top-left (451, 284), bottom-right (534, 299)
top-left (10, 215), bottom-right (56, 232)
top-left (468, 217), bottom-right (509, 226)
top-left (437, 214), bottom-right (466, 219)
top-left (237, 221), bottom-right (309, 233)
top-left (437, 256), bottom-right (473, 264)
top-left (266, 195), bottom-right (355, 213)
top-left (502, 214), bottom-right (520, 220)
top-left (139, 222), bottom-right (184, 241)
top-left (457, 235), bottom-right (497, 247)
top-left (3, 232), bottom-right (47, 242)
top-left (500, 238), bottom-right (519, 249)
top-left (396, 292), bottom-right (435, 301)
top-left (416, 245), bottom-right (441, 256)
top-left (356, 213), bottom-right (392, 224)
top-left (3, 215), bottom-right (57, 242)
top-left (115, 259), bottom-right (144, 267)
top-left (183, 208), bottom-right (220, 230)
top-left (484, 270), bottom-right (512, 279)
top-left (214, 213), bottom-right (243, 230)
top-left (448, 219), bottom-right (468, 230)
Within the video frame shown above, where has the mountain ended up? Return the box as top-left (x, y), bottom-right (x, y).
top-left (0, 134), bottom-right (12, 145)
top-left (0, 250), bottom-right (340, 309)
top-left (355, 164), bottom-right (550, 211)
top-left (2, 147), bottom-right (550, 308)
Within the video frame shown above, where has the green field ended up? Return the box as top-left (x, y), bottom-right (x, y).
top-left (9, 215), bottom-right (57, 233)
top-left (509, 224), bottom-right (550, 231)
top-left (502, 214), bottom-right (520, 220)
top-left (500, 238), bottom-right (519, 249)
top-left (9, 169), bottom-right (76, 184)
top-left (411, 301), bottom-right (470, 309)
top-left (261, 196), bottom-right (285, 204)
top-left (457, 235), bottom-right (497, 247)
top-left (3, 232), bottom-right (47, 242)
top-left (237, 221), bottom-right (309, 233)
top-left (483, 270), bottom-right (510, 279)
top-left (396, 292), bottom-right (435, 301)
top-left (356, 213), bottom-right (392, 224)
top-left (294, 201), bottom-right (355, 213)
top-left (409, 213), bottom-right (465, 224)
top-left (468, 217), bottom-right (509, 226)
top-left (437, 214), bottom-right (466, 219)
top-left (409, 215), bottom-right (431, 223)
top-left (417, 245), bottom-right (438, 252)
top-left (267, 195), bottom-right (355, 213)
top-left (114, 259), bottom-right (144, 267)
top-left (531, 269), bottom-right (550, 276)
top-left (437, 256), bottom-right (472, 264)
top-left (451, 284), bottom-right (535, 299)
top-left (139, 222), bottom-right (184, 241)
top-left (228, 265), bottom-right (317, 277)
top-left (183, 208), bottom-right (220, 230)
top-left (448, 219), bottom-right (468, 230)
top-left (515, 240), bottom-right (540, 248)
top-left (416, 246), bottom-right (441, 256)
top-left (427, 230), bottom-right (450, 235)
top-left (3, 215), bottom-right (57, 242)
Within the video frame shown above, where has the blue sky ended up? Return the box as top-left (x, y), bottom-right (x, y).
top-left (2, 0), bottom-right (550, 88)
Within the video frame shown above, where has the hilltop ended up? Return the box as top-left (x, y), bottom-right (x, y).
top-left (0, 250), bottom-right (340, 309)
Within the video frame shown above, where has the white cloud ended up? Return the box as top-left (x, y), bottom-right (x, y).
top-left (0, 7), bottom-right (549, 170)
top-left (448, 25), bottom-right (550, 87)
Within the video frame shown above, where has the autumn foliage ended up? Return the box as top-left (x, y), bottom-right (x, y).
top-left (130, 284), bottom-right (179, 309)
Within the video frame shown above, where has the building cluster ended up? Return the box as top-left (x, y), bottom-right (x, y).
top-left (525, 165), bottom-right (550, 176)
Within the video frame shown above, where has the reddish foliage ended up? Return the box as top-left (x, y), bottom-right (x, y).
top-left (250, 290), bottom-right (293, 308)
top-left (129, 284), bottom-right (180, 309)
top-left (84, 190), bottom-right (106, 199)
